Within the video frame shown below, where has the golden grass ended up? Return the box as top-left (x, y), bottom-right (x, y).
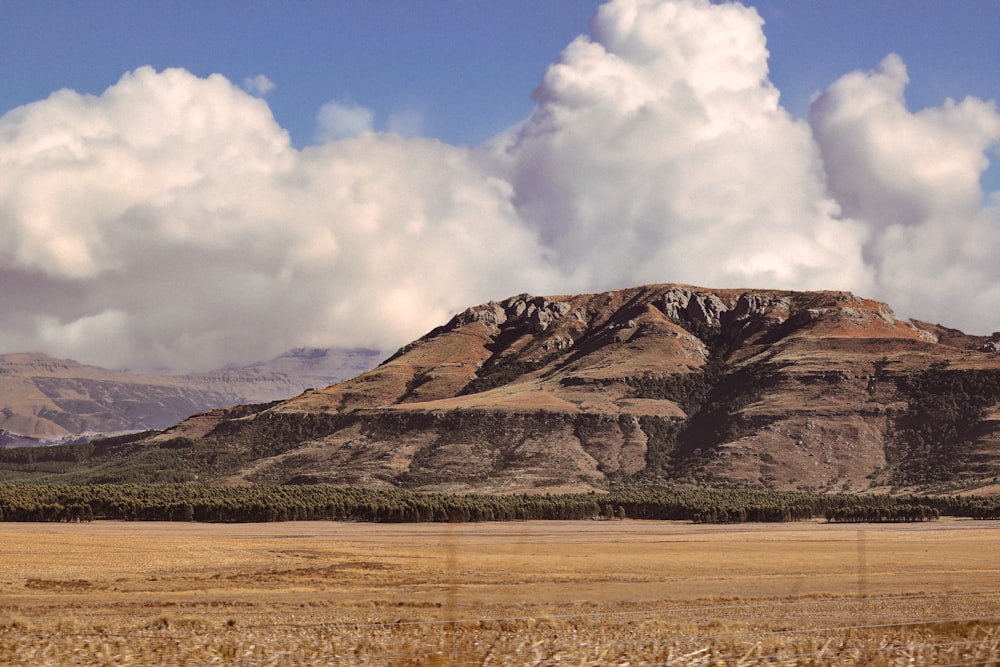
top-left (2, 518), bottom-right (999, 665)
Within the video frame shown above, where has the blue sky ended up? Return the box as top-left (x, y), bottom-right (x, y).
top-left (3, 1), bottom-right (997, 151)
top-left (1, 1), bottom-right (602, 146)
top-left (1, 0), bottom-right (999, 371)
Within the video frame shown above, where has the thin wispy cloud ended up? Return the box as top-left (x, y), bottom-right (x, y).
top-left (243, 74), bottom-right (275, 96)
top-left (0, 0), bottom-right (997, 372)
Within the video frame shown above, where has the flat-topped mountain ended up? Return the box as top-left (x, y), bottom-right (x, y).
top-left (137, 284), bottom-right (1000, 494)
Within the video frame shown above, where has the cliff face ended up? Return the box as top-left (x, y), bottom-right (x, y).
top-left (134, 285), bottom-right (1000, 493)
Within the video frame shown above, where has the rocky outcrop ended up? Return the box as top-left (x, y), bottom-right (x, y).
top-left (455, 294), bottom-right (574, 334)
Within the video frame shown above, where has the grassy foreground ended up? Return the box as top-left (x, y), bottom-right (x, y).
top-left (1, 519), bottom-right (999, 665)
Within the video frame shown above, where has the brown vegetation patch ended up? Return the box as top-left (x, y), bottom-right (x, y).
top-left (24, 578), bottom-right (93, 591)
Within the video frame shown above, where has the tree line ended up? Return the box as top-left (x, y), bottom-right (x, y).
top-left (825, 503), bottom-right (940, 523)
top-left (1, 483), bottom-right (997, 524)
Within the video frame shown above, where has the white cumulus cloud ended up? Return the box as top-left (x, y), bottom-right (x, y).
top-left (1, 0), bottom-right (999, 372)
top-left (0, 67), bottom-right (555, 370)
top-left (809, 53), bottom-right (1000, 333)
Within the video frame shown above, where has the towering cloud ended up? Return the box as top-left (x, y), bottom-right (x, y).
top-left (500, 0), bottom-right (870, 292)
top-left (0, 0), bottom-right (998, 371)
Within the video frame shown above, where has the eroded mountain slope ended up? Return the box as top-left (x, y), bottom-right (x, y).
top-left (142, 284), bottom-right (1000, 494)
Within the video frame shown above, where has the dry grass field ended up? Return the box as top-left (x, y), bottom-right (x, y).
top-left (2, 518), bottom-right (999, 665)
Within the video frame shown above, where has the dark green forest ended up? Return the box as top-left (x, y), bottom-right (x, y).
top-left (890, 367), bottom-right (1000, 484)
top-left (1, 483), bottom-right (997, 524)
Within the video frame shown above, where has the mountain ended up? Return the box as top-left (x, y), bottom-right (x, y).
top-left (0, 348), bottom-right (382, 442)
top-left (10, 284), bottom-right (1000, 495)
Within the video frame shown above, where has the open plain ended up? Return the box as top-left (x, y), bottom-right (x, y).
top-left (1, 518), bottom-right (999, 665)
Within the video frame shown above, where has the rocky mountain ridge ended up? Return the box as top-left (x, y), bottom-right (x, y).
top-left (135, 284), bottom-right (1000, 495)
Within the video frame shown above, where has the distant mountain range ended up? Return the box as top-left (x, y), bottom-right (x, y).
top-left (0, 347), bottom-right (383, 445)
top-left (20, 283), bottom-right (1000, 495)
